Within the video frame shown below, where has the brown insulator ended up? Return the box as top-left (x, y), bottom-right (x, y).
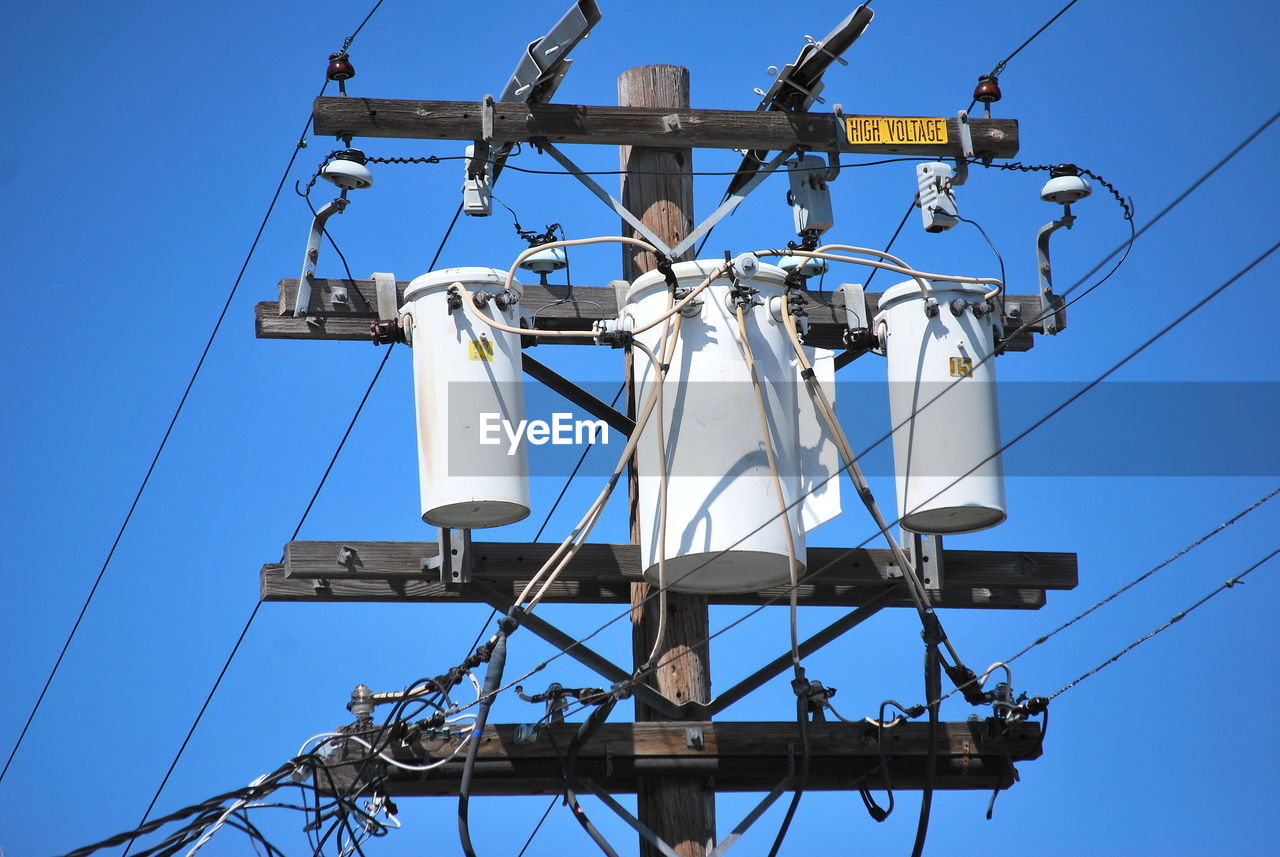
top-left (326, 52), bottom-right (355, 81)
top-left (973, 74), bottom-right (1002, 104)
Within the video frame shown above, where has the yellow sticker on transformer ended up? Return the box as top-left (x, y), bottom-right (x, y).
top-left (468, 338), bottom-right (495, 361)
top-left (949, 356), bottom-right (974, 378)
top-left (845, 117), bottom-right (949, 146)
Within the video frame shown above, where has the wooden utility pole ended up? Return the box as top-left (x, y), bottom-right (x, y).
top-left (254, 53), bottom-right (1076, 855)
top-left (619, 65), bottom-right (714, 857)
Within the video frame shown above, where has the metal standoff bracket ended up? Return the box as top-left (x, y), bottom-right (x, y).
top-left (422, 528), bottom-right (473, 584)
top-left (293, 197), bottom-right (349, 318)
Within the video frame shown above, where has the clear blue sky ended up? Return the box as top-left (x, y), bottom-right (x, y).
top-left (3, 1), bottom-right (1278, 854)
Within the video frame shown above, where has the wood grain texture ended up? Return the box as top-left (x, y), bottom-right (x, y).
top-left (618, 65), bottom-right (714, 857)
top-left (265, 540), bottom-right (1075, 607)
top-left (324, 720), bottom-right (1041, 797)
top-left (310, 97), bottom-right (1020, 158)
top-left (256, 280), bottom-right (1042, 351)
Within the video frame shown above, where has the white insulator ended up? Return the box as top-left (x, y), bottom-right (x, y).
top-left (321, 158), bottom-right (374, 190)
top-left (875, 279), bottom-right (1006, 534)
top-left (626, 260), bottom-right (839, 593)
top-left (778, 254), bottom-right (828, 278)
top-left (401, 267), bottom-right (530, 528)
top-left (518, 245), bottom-right (568, 275)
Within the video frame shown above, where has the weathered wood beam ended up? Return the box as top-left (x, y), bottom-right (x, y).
top-left (255, 279), bottom-right (1041, 351)
top-left (259, 540), bottom-right (1075, 608)
top-left (323, 719), bottom-right (1040, 796)
top-left (311, 98), bottom-right (1019, 159)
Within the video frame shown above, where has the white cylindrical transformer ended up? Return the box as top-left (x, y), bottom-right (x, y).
top-left (625, 259), bottom-right (809, 593)
top-left (401, 267), bottom-right (530, 528)
top-left (875, 279), bottom-right (1006, 534)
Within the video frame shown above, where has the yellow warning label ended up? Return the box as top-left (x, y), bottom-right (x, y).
top-left (468, 338), bottom-right (495, 362)
top-left (845, 117), bottom-right (949, 146)
top-left (949, 356), bottom-right (974, 378)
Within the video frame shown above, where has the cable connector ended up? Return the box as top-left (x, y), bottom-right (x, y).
top-left (654, 255), bottom-right (680, 293)
top-left (1021, 696), bottom-right (1049, 716)
top-left (369, 319), bottom-right (405, 346)
top-left (597, 330), bottom-right (633, 349)
top-left (943, 662), bottom-right (989, 706)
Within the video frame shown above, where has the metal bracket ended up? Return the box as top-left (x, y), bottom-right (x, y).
top-left (294, 198), bottom-right (349, 317)
top-left (539, 142), bottom-right (793, 263)
top-left (469, 581), bottom-right (686, 720)
top-left (371, 271), bottom-right (398, 321)
top-left (1036, 214), bottom-right (1074, 334)
top-left (540, 143), bottom-right (675, 257)
top-left (422, 528), bottom-right (472, 584)
top-left (954, 109), bottom-right (974, 186)
top-left (902, 530), bottom-right (944, 592)
top-left (465, 95), bottom-right (497, 182)
top-left (522, 353), bottom-right (634, 435)
top-left (684, 585), bottom-right (901, 717)
top-left (669, 148), bottom-right (794, 259)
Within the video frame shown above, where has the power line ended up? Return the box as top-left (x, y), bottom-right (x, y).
top-left (1046, 546), bottom-right (1280, 701)
top-left (1010, 488), bottom-right (1279, 667)
top-left (967, 0), bottom-right (1083, 111)
top-left (1060, 106), bottom-right (1280, 299)
top-left (122, 343), bottom-right (398, 856)
top-left (861, 198), bottom-right (914, 289)
top-left (513, 796), bottom-right (559, 857)
top-left (930, 485), bottom-right (1280, 706)
top-left (0, 84), bottom-right (329, 788)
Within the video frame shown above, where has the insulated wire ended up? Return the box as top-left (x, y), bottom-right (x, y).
top-left (631, 335), bottom-right (673, 672)
top-left (861, 200), bottom-right (915, 289)
top-left (515, 300), bottom-right (681, 612)
top-left (533, 383), bottom-right (628, 543)
top-left (0, 80), bottom-right (331, 789)
top-left (779, 295), bottom-right (935, 620)
top-left (736, 303), bottom-right (803, 673)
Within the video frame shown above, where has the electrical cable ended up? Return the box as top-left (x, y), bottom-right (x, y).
top-left (966, 0), bottom-right (1082, 111)
top-left (765, 688), bottom-right (811, 857)
top-left (953, 213), bottom-right (1007, 315)
top-left (500, 156), bottom-right (940, 177)
top-left (458, 621), bottom-right (512, 857)
top-left (924, 485), bottom-right (1280, 705)
top-left (631, 336), bottom-right (674, 672)
top-left (1043, 546), bottom-right (1280, 702)
top-left (1008, 106), bottom-right (1278, 302)
top-left (517, 306), bottom-right (682, 613)
top-left (861, 199), bottom-right (915, 289)
top-left (0, 78), bottom-right (331, 789)
top-left (513, 797), bottom-right (559, 857)
top-left (533, 383), bottom-right (628, 543)
top-left (121, 343), bottom-right (397, 856)
top-left (737, 302), bottom-right (803, 673)
top-left (428, 202), bottom-right (465, 270)
top-left (911, 642), bottom-right (942, 857)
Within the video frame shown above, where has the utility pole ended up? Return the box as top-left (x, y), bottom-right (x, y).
top-left (619, 65), bottom-right (713, 857)
top-left (254, 21), bottom-right (1078, 852)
